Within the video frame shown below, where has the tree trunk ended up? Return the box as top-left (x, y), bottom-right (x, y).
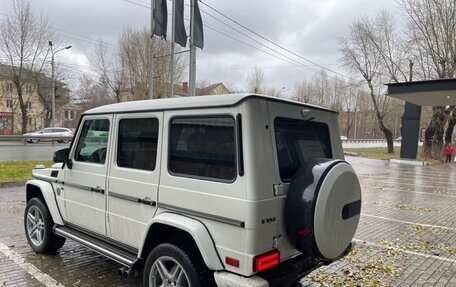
top-left (346, 111), bottom-right (351, 137)
top-left (424, 106), bottom-right (450, 156)
top-left (368, 82), bottom-right (394, 153)
top-left (444, 109), bottom-right (456, 144)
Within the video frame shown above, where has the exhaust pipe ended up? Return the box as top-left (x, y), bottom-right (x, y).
top-left (117, 267), bottom-right (137, 280)
top-left (122, 268), bottom-right (131, 280)
top-left (117, 267), bottom-right (127, 279)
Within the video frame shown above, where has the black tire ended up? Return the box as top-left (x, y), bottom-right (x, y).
top-left (24, 197), bottom-right (66, 253)
top-left (143, 242), bottom-right (215, 287)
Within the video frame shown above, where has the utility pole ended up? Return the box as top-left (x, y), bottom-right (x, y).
top-left (148, 0), bottom-right (155, 99)
top-left (49, 41), bottom-right (71, 127)
top-left (168, 0), bottom-right (176, 98)
top-left (189, 0), bottom-right (197, 97)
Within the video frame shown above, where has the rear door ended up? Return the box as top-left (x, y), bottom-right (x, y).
top-left (266, 101), bottom-right (337, 259)
top-left (106, 112), bottom-right (162, 248)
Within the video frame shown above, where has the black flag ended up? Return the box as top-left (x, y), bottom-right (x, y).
top-left (153, 0), bottom-right (167, 39)
top-left (193, 0), bottom-right (204, 49)
top-left (174, 0), bottom-right (188, 47)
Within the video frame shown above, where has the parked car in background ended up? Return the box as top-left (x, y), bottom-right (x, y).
top-left (23, 127), bottom-right (74, 144)
top-left (340, 136), bottom-right (348, 140)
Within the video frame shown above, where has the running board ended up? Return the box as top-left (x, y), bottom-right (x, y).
top-left (55, 226), bottom-right (138, 268)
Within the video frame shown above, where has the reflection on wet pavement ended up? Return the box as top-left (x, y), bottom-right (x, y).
top-left (1, 157), bottom-right (456, 286)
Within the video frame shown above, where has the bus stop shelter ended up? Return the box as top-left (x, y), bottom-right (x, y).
top-left (386, 78), bottom-right (456, 159)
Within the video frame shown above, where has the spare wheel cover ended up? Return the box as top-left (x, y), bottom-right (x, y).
top-left (313, 161), bottom-right (361, 259)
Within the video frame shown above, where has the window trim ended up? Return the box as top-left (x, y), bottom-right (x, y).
top-left (73, 117), bottom-right (111, 165)
top-left (115, 116), bottom-right (159, 172)
top-left (274, 116), bottom-right (333, 183)
top-left (167, 114), bottom-right (238, 184)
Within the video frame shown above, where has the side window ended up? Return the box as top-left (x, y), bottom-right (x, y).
top-left (117, 118), bottom-right (158, 171)
top-left (74, 119), bottom-right (110, 164)
top-left (169, 116), bottom-right (236, 181)
top-left (274, 117), bottom-right (332, 181)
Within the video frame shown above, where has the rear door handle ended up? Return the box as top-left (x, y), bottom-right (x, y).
top-left (91, 186), bottom-right (105, 194)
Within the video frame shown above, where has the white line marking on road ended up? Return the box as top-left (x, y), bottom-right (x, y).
top-left (361, 178), bottom-right (456, 191)
top-left (360, 184), bottom-right (456, 198)
top-left (0, 241), bottom-right (63, 287)
top-left (361, 213), bottom-right (456, 231)
top-left (353, 239), bottom-right (456, 264)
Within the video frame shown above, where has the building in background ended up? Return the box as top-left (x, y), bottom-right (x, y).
top-left (0, 64), bottom-right (70, 134)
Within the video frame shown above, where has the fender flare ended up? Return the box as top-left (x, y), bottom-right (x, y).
top-left (138, 212), bottom-right (224, 270)
top-left (26, 179), bottom-right (64, 225)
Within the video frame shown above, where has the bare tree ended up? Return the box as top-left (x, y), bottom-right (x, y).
top-left (74, 75), bottom-right (114, 111)
top-left (92, 40), bottom-right (126, 103)
top-left (33, 69), bottom-right (69, 127)
top-left (339, 18), bottom-right (395, 153)
top-left (0, 0), bottom-right (53, 133)
top-left (400, 0), bottom-right (456, 153)
top-left (246, 66), bottom-right (265, 93)
top-left (118, 27), bottom-right (186, 100)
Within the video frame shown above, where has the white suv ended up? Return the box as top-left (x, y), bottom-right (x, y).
top-left (24, 94), bottom-right (361, 287)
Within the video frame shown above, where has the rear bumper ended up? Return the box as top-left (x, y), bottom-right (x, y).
top-left (214, 242), bottom-right (355, 287)
top-left (214, 254), bottom-right (320, 287)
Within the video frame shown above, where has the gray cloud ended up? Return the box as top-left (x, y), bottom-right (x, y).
top-left (1, 0), bottom-right (398, 93)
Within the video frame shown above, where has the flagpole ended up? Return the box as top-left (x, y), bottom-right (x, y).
top-left (189, 0), bottom-right (196, 97)
top-left (169, 0), bottom-right (176, 98)
top-left (148, 0), bottom-right (155, 99)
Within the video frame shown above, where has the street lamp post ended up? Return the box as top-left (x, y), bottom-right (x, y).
top-left (49, 41), bottom-right (71, 127)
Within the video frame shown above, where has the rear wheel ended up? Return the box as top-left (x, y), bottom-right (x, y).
top-left (27, 139), bottom-right (40, 144)
top-left (24, 198), bottom-right (66, 253)
top-left (143, 242), bottom-right (215, 287)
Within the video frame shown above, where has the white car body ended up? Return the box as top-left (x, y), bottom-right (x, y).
top-left (25, 94), bottom-right (361, 287)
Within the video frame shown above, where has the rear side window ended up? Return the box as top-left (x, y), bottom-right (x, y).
top-left (117, 118), bottom-right (158, 171)
top-left (274, 117), bottom-right (332, 181)
top-left (169, 116), bottom-right (236, 181)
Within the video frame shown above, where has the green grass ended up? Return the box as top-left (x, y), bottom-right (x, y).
top-left (0, 160), bottom-right (53, 182)
top-left (344, 147), bottom-right (441, 165)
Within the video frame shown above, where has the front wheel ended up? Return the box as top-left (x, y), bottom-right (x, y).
top-left (24, 198), bottom-right (66, 253)
top-left (143, 243), bottom-right (214, 287)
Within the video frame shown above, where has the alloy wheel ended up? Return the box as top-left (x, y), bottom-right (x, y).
top-left (149, 256), bottom-right (191, 287)
top-left (26, 206), bottom-right (45, 246)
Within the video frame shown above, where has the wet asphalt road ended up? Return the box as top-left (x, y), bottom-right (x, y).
top-left (0, 142), bottom-right (70, 162)
top-left (0, 157), bottom-right (455, 286)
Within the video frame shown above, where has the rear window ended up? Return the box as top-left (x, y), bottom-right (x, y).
top-left (274, 117), bottom-right (332, 181)
top-left (169, 116), bottom-right (236, 181)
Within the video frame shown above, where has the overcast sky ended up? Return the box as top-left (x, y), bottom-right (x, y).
top-left (0, 0), bottom-right (400, 95)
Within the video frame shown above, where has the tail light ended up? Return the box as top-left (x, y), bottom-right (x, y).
top-left (253, 250), bottom-right (280, 272)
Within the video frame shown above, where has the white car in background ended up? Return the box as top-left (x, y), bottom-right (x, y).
top-left (23, 127), bottom-right (74, 144)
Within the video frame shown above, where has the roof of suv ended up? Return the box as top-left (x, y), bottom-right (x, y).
top-left (84, 93), bottom-right (336, 115)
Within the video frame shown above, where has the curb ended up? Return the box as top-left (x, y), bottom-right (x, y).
top-left (0, 180), bottom-right (27, 188)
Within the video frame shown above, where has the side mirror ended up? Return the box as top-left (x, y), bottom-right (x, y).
top-left (53, 148), bottom-right (69, 163)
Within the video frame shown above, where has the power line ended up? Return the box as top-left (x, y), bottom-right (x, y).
top-left (119, 0), bottom-right (361, 86)
top-left (199, 1), bottom-right (359, 83)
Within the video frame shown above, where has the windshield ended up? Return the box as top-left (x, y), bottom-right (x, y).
top-left (274, 117), bottom-right (332, 181)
